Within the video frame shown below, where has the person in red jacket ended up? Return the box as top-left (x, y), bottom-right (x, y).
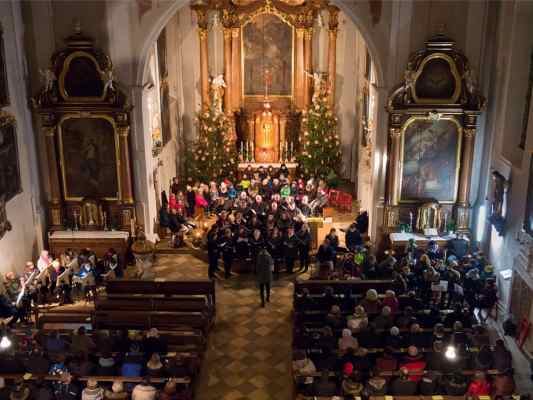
top-left (400, 346), bottom-right (426, 382)
top-left (467, 371), bottom-right (491, 395)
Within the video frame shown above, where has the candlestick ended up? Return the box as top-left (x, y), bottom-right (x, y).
top-left (285, 141), bottom-right (289, 163)
top-left (103, 212), bottom-right (108, 231)
top-left (130, 218), bottom-right (135, 237)
top-left (240, 141), bottom-right (244, 158)
top-left (443, 212), bottom-right (448, 233)
top-left (251, 141), bottom-right (255, 162)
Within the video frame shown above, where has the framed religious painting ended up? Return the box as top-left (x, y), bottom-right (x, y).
top-left (0, 112), bottom-right (21, 201)
top-left (399, 116), bottom-right (462, 204)
top-left (57, 115), bottom-right (120, 201)
top-left (525, 155), bottom-right (533, 236)
top-left (242, 13), bottom-right (293, 98)
top-left (0, 24), bottom-right (9, 107)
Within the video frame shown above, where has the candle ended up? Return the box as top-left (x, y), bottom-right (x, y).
top-left (240, 141), bottom-right (244, 157)
top-left (443, 212), bottom-right (448, 232)
top-left (290, 142), bottom-right (294, 160)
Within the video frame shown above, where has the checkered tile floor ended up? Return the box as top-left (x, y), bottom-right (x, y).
top-left (152, 254), bottom-right (299, 400)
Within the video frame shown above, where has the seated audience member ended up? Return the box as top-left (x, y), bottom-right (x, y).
top-left (325, 305), bottom-right (343, 329)
top-left (375, 347), bottom-right (398, 372)
top-left (492, 369), bottom-right (516, 396)
top-left (121, 352), bottom-right (143, 378)
top-left (371, 306), bottom-right (393, 331)
top-left (293, 351), bottom-right (317, 394)
top-left (23, 348), bottom-right (50, 374)
top-left (390, 367), bottom-right (418, 395)
top-left (467, 371), bottom-right (491, 396)
top-left (385, 326), bottom-right (403, 349)
top-left (400, 346), bottom-right (426, 382)
top-left (71, 326), bottom-right (96, 355)
top-left (131, 377), bottom-right (157, 400)
top-left (313, 371), bottom-right (337, 396)
top-left (146, 353), bottom-right (164, 377)
top-left (419, 371), bottom-right (440, 395)
top-left (363, 370), bottom-right (387, 396)
top-left (347, 306), bottom-right (368, 332)
top-left (474, 345), bottom-right (494, 370)
top-left (97, 352), bottom-right (116, 376)
top-left (104, 381), bottom-right (128, 400)
top-left (442, 372), bottom-right (468, 395)
top-left (81, 379), bottom-right (104, 400)
top-left (358, 289), bottom-right (381, 314)
top-left (143, 328), bottom-right (167, 357)
top-left (45, 331), bottom-right (69, 354)
top-left (383, 290), bottom-right (399, 315)
top-left (338, 329), bottom-right (359, 354)
top-left (53, 372), bottom-right (81, 400)
top-left (493, 339), bottom-right (513, 371)
top-left (341, 367), bottom-right (363, 398)
top-left (8, 379), bottom-right (30, 400)
top-left (29, 378), bottom-right (54, 400)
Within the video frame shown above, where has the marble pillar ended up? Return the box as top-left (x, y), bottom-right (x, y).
top-left (231, 28), bottom-right (242, 111)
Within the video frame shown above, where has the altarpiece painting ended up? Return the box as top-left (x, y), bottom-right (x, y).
top-left (59, 117), bottom-right (119, 201)
top-left (243, 14), bottom-right (293, 97)
top-left (0, 113), bottom-right (21, 201)
top-left (400, 118), bottom-right (461, 203)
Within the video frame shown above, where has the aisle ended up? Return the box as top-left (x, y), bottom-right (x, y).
top-left (153, 254), bottom-right (295, 400)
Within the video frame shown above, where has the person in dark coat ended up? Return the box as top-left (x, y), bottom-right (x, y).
top-left (283, 227), bottom-right (299, 274)
top-left (297, 223), bottom-right (312, 273)
top-left (207, 226), bottom-right (219, 279)
top-left (219, 228), bottom-right (235, 279)
top-left (256, 248), bottom-right (273, 307)
top-left (53, 372), bottom-right (81, 400)
top-left (344, 223), bottom-right (363, 251)
top-left (389, 367), bottom-right (418, 395)
top-left (267, 227), bottom-right (283, 277)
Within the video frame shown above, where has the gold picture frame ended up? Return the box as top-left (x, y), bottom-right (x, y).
top-left (58, 51), bottom-right (110, 102)
top-left (241, 12), bottom-right (295, 99)
top-left (57, 113), bottom-right (121, 201)
top-left (398, 115), bottom-right (463, 204)
top-left (411, 53), bottom-right (462, 105)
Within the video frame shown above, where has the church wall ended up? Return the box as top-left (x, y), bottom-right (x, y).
top-left (0, 1), bottom-right (45, 274)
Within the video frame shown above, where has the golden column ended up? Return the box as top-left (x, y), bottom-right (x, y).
top-left (384, 126), bottom-right (402, 230)
top-left (43, 125), bottom-right (63, 228)
top-left (455, 127), bottom-right (476, 231)
top-left (194, 7), bottom-right (210, 109)
top-left (295, 28), bottom-right (306, 110)
top-left (303, 27), bottom-right (313, 107)
top-left (327, 6), bottom-right (339, 108)
top-left (223, 27), bottom-right (233, 114)
top-left (117, 126), bottom-right (134, 205)
top-left (231, 28), bottom-right (242, 111)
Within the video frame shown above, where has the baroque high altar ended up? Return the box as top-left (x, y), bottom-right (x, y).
top-left (191, 0), bottom-right (340, 166)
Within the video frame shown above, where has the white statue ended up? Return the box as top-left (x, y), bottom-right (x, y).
top-left (103, 69), bottom-right (115, 93)
top-left (211, 74), bottom-right (226, 113)
top-left (306, 71), bottom-right (327, 97)
top-left (39, 68), bottom-right (56, 92)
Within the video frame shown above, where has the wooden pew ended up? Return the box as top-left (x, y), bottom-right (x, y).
top-left (93, 310), bottom-right (209, 332)
top-left (0, 373), bottom-right (190, 385)
top-left (294, 279), bottom-right (394, 296)
top-left (95, 297), bottom-right (209, 313)
top-left (104, 280), bottom-right (215, 308)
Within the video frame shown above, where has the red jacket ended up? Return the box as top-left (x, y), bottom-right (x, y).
top-left (400, 357), bottom-right (426, 382)
top-left (468, 380), bottom-right (491, 395)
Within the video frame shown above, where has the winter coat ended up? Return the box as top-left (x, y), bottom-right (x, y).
top-left (256, 249), bottom-right (273, 284)
top-left (364, 377), bottom-right (387, 395)
top-left (467, 380), bottom-right (491, 396)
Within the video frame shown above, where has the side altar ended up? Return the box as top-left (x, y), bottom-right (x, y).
top-left (32, 25), bottom-right (136, 253)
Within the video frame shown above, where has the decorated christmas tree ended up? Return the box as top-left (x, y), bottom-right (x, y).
top-left (185, 79), bottom-right (238, 182)
top-left (297, 74), bottom-right (342, 180)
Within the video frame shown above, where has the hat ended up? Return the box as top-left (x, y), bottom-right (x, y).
top-left (366, 289), bottom-right (378, 301)
top-left (86, 379), bottom-right (98, 389)
top-left (111, 381), bottom-right (124, 393)
top-left (407, 345), bottom-right (419, 357)
top-left (22, 374), bottom-right (32, 381)
top-left (390, 326), bottom-right (400, 336)
top-left (343, 362), bottom-right (354, 375)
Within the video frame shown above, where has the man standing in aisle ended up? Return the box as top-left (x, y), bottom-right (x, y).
top-left (256, 247), bottom-right (273, 307)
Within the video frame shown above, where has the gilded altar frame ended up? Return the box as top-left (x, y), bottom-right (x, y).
top-left (32, 26), bottom-right (134, 232)
top-left (398, 115), bottom-right (463, 204)
top-left (57, 113), bottom-right (122, 202)
top-left (384, 33), bottom-right (485, 236)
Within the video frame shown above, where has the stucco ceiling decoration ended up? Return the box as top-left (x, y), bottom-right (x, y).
top-left (232, 0), bottom-right (306, 5)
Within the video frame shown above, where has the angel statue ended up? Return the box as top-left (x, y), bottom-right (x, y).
top-left (402, 67), bottom-right (417, 103)
top-left (211, 74), bottom-right (226, 113)
top-left (305, 71), bottom-right (329, 98)
top-left (39, 68), bottom-right (57, 92)
top-left (103, 69), bottom-right (115, 93)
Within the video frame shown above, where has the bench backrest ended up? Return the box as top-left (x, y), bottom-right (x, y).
top-left (294, 279), bottom-right (394, 295)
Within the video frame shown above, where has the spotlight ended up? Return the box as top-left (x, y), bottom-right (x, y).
top-left (445, 345), bottom-right (457, 360)
top-left (0, 326), bottom-right (12, 350)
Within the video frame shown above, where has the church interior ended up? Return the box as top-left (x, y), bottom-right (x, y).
top-left (1, 0), bottom-right (533, 398)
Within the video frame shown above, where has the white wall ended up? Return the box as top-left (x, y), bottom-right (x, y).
top-left (0, 0), bottom-right (44, 274)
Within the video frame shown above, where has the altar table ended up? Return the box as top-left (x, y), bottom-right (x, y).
top-left (389, 232), bottom-right (463, 250)
top-left (48, 230), bottom-right (130, 259)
